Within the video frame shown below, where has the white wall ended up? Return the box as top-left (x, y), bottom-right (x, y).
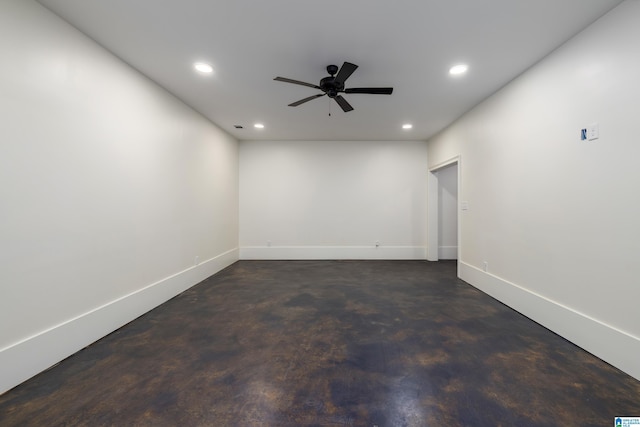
top-left (427, 0), bottom-right (640, 380)
top-left (239, 140), bottom-right (428, 259)
top-left (0, 0), bottom-right (239, 393)
top-left (437, 164), bottom-right (458, 259)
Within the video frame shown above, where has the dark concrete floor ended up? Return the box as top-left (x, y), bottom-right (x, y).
top-left (1, 260), bottom-right (639, 426)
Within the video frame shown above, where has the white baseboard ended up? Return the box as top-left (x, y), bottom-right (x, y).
top-left (240, 246), bottom-right (427, 260)
top-left (0, 248), bottom-right (239, 395)
top-left (438, 246), bottom-right (458, 260)
top-left (459, 261), bottom-right (640, 381)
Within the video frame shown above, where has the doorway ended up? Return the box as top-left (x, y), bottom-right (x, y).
top-left (436, 163), bottom-right (458, 259)
top-left (427, 157), bottom-right (460, 262)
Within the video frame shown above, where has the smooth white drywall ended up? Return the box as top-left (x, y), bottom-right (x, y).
top-left (0, 0), bottom-right (239, 393)
top-left (239, 140), bottom-right (428, 259)
top-left (437, 163), bottom-right (458, 259)
top-left (427, 0), bottom-right (640, 379)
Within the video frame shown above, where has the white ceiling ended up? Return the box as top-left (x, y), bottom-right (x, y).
top-left (36, 0), bottom-right (623, 141)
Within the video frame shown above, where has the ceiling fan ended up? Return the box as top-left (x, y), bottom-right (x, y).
top-left (274, 62), bottom-right (393, 112)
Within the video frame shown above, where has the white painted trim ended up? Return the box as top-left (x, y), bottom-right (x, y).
top-left (240, 246), bottom-right (426, 260)
top-left (0, 248), bottom-right (239, 395)
top-left (428, 156), bottom-right (460, 172)
top-left (459, 261), bottom-right (640, 381)
top-left (438, 246), bottom-right (458, 260)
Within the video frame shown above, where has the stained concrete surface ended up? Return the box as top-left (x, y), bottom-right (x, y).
top-left (1, 260), bottom-right (639, 426)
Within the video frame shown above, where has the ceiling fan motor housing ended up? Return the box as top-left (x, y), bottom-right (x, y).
top-left (320, 64), bottom-right (344, 98)
top-left (320, 76), bottom-right (344, 98)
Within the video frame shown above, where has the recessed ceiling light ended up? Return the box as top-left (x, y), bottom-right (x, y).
top-left (194, 62), bottom-right (213, 74)
top-left (254, 123), bottom-right (264, 129)
top-left (449, 64), bottom-right (469, 76)
top-left (402, 124), bottom-right (413, 130)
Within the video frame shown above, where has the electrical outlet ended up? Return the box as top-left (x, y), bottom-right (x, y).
top-left (195, 256), bottom-right (200, 265)
top-left (483, 261), bottom-right (488, 272)
top-left (267, 241), bottom-right (272, 247)
top-left (375, 241), bottom-right (380, 248)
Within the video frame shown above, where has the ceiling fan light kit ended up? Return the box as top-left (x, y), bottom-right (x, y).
top-left (274, 62), bottom-right (393, 113)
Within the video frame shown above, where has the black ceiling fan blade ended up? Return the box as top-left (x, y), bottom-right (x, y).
top-left (334, 95), bottom-right (354, 112)
top-left (333, 62), bottom-right (358, 85)
top-left (274, 77), bottom-right (321, 90)
top-left (345, 87), bottom-right (394, 95)
top-left (288, 93), bottom-right (325, 107)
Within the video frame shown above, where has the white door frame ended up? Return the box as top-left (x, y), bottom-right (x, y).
top-left (427, 156), bottom-right (461, 265)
